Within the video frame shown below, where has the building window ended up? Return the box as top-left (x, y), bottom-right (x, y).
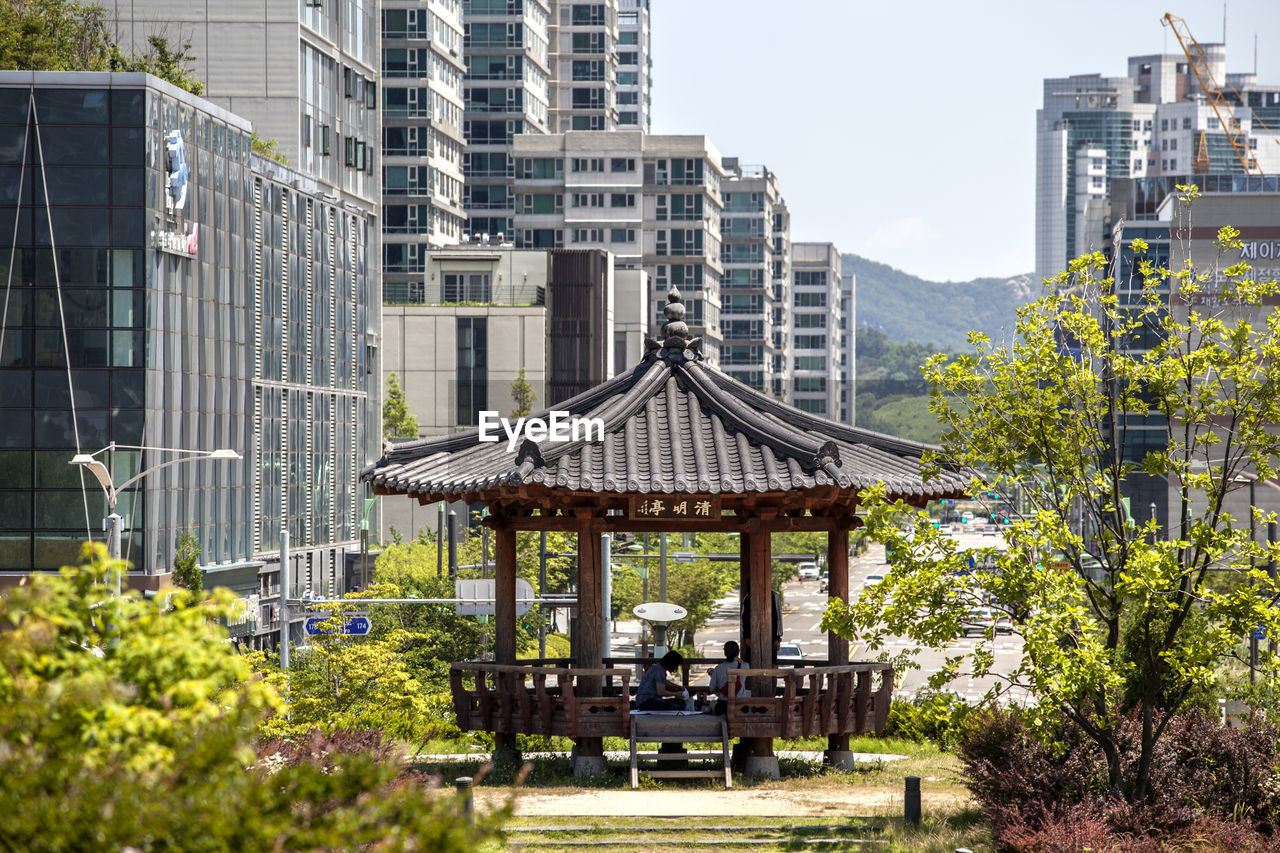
top-left (456, 318), bottom-right (488, 426)
top-left (794, 334), bottom-right (826, 349)
top-left (443, 273), bottom-right (492, 302)
top-left (794, 377), bottom-right (827, 393)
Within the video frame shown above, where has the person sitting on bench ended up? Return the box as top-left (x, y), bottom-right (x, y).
top-left (636, 650), bottom-right (691, 711)
top-left (708, 640), bottom-right (749, 715)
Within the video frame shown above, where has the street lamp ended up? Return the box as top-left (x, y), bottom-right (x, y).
top-left (70, 442), bottom-right (241, 593)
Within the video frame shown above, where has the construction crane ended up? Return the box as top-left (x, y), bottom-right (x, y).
top-left (1162, 12), bottom-right (1263, 175)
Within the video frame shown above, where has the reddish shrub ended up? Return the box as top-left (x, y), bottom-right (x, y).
top-left (958, 707), bottom-right (1280, 848)
top-left (256, 728), bottom-right (440, 786)
top-left (998, 800), bottom-right (1280, 853)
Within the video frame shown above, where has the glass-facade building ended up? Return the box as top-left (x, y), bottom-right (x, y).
top-left (0, 73), bottom-right (378, 645)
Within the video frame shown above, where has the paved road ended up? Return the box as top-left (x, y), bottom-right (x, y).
top-left (695, 537), bottom-right (1028, 703)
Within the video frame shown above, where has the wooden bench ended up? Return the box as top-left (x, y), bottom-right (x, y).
top-left (629, 713), bottom-right (731, 789)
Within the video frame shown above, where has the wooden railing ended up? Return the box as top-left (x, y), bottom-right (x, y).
top-left (449, 660), bottom-right (893, 740)
top-left (450, 663), bottom-right (632, 738)
top-left (723, 664), bottom-right (894, 738)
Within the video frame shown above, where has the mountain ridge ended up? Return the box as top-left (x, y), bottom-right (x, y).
top-left (846, 253), bottom-right (1037, 350)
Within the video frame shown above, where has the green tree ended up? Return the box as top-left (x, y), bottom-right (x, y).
top-left (250, 129), bottom-right (289, 165)
top-left (383, 371), bottom-right (420, 439)
top-left (509, 366), bottom-right (536, 418)
top-left (0, 543), bottom-right (508, 850)
top-left (0, 3), bottom-right (206, 95)
top-left (825, 194), bottom-right (1280, 801)
top-left (170, 529), bottom-right (202, 593)
top-left (254, 621), bottom-right (441, 744)
top-left (108, 35), bottom-right (204, 95)
top-left (0, 0), bottom-right (111, 72)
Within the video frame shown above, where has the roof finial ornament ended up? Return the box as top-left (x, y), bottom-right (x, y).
top-left (652, 287), bottom-right (702, 362)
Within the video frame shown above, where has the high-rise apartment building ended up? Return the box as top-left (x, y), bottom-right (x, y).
top-left (547, 0), bottom-right (620, 132)
top-left (381, 0), bottom-right (468, 301)
top-left (511, 130), bottom-right (724, 363)
top-left (615, 0), bottom-right (651, 131)
top-left (838, 270), bottom-right (856, 425)
top-left (105, 0), bottom-right (380, 211)
top-left (720, 158), bottom-right (787, 397)
top-left (1036, 45), bottom-right (1280, 285)
top-left (770, 200), bottom-right (792, 401)
top-left (460, 0), bottom-right (551, 242)
top-left (0, 74), bottom-right (379, 650)
top-left (790, 243), bottom-right (844, 420)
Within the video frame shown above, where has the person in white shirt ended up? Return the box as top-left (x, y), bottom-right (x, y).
top-left (708, 640), bottom-right (749, 715)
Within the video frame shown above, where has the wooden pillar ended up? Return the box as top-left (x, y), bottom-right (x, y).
top-left (827, 525), bottom-right (852, 762)
top-left (738, 530), bottom-right (750, 644)
top-left (747, 525), bottom-right (773, 677)
top-left (493, 519), bottom-right (519, 763)
top-left (494, 522), bottom-right (517, 666)
top-left (744, 516), bottom-right (778, 777)
top-left (573, 507), bottom-right (604, 771)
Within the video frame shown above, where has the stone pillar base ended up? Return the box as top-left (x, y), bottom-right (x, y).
top-left (572, 755), bottom-right (607, 778)
top-left (492, 739), bottom-right (522, 770)
top-left (824, 749), bottom-right (857, 771)
top-left (743, 755), bottom-right (780, 779)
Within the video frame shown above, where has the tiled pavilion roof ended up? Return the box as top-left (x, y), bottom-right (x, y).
top-left (362, 290), bottom-right (969, 506)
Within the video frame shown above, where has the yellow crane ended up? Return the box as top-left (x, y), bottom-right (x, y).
top-left (1162, 12), bottom-right (1262, 175)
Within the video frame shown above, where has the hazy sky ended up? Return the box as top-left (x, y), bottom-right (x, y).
top-left (651, 1), bottom-right (1280, 282)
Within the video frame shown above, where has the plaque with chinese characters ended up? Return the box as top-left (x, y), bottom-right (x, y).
top-left (628, 496), bottom-right (721, 520)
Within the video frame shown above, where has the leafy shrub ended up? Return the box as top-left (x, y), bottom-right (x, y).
top-left (0, 545), bottom-right (510, 852)
top-left (958, 705), bottom-right (1280, 848)
top-left (885, 688), bottom-right (975, 750)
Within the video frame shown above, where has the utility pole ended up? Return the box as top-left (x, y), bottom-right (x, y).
top-left (1270, 521), bottom-right (1277, 657)
top-left (436, 502), bottom-right (444, 578)
top-left (538, 530), bottom-right (548, 659)
top-left (659, 531), bottom-right (668, 602)
top-left (447, 508), bottom-right (458, 578)
top-left (602, 533), bottom-right (612, 659)
top-left (280, 529), bottom-right (290, 670)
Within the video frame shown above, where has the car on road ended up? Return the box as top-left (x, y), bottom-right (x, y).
top-left (776, 642), bottom-right (805, 663)
top-left (819, 571), bottom-right (829, 592)
top-left (796, 562), bottom-right (820, 581)
top-left (961, 607), bottom-right (1012, 637)
top-left (863, 574), bottom-right (885, 590)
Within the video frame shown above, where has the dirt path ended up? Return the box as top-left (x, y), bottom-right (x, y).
top-left (475, 787), bottom-right (970, 817)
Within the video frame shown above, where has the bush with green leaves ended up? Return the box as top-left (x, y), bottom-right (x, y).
top-left (884, 688), bottom-right (974, 750)
top-left (0, 543), bottom-right (510, 851)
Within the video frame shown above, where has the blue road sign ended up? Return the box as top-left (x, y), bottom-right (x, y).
top-left (304, 614), bottom-right (372, 637)
top-left (1254, 626), bottom-right (1268, 641)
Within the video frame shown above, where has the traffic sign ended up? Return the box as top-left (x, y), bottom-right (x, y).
top-left (456, 577), bottom-right (536, 617)
top-left (303, 613), bottom-right (372, 636)
top-left (1254, 625), bottom-right (1268, 641)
